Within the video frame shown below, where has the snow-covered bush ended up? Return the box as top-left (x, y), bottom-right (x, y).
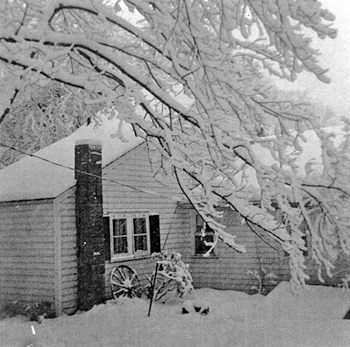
top-left (150, 251), bottom-right (194, 302)
top-left (248, 268), bottom-right (278, 295)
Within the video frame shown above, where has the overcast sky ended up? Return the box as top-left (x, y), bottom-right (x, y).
top-left (277, 0), bottom-right (350, 118)
top-left (123, 1), bottom-right (349, 118)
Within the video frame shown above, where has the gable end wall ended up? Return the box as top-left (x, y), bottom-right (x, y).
top-left (0, 199), bottom-right (56, 309)
top-left (102, 144), bottom-right (189, 297)
top-left (56, 189), bottom-right (78, 315)
top-left (182, 206), bottom-right (290, 293)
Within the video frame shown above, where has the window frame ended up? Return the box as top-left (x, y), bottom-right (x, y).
top-left (192, 211), bottom-right (217, 257)
top-left (112, 218), bottom-right (128, 255)
top-left (109, 211), bottom-right (151, 261)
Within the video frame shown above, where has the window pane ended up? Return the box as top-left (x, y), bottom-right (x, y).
top-left (133, 218), bottom-right (146, 235)
top-left (113, 219), bottom-right (127, 236)
top-left (196, 215), bottom-right (203, 233)
top-left (134, 235), bottom-right (147, 252)
top-left (195, 215), bottom-right (212, 234)
top-left (114, 237), bottom-right (128, 254)
top-left (195, 234), bottom-right (215, 255)
top-left (195, 235), bottom-right (205, 254)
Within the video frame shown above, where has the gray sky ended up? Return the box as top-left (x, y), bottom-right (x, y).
top-left (123, 1), bottom-right (349, 118)
top-left (277, 0), bottom-right (350, 118)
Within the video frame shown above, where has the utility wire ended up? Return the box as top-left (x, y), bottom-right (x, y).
top-left (0, 142), bottom-right (182, 202)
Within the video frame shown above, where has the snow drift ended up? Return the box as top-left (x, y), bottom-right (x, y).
top-left (2, 282), bottom-right (350, 347)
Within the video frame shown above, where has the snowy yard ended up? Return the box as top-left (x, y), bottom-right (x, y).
top-left (2, 282), bottom-right (350, 347)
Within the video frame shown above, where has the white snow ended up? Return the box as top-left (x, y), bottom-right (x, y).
top-left (0, 117), bottom-right (144, 202)
top-left (0, 119), bottom-right (344, 203)
top-left (2, 282), bottom-right (350, 347)
top-left (242, 125), bottom-right (346, 190)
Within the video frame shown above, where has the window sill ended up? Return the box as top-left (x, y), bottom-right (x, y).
top-left (108, 254), bottom-right (151, 263)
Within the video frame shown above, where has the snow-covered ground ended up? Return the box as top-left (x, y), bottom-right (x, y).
top-left (2, 282), bottom-right (350, 347)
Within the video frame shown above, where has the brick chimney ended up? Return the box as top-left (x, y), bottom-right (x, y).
top-left (75, 140), bottom-right (105, 311)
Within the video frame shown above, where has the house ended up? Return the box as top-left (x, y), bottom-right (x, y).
top-left (0, 117), bottom-right (192, 316)
top-left (0, 117), bottom-right (345, 317)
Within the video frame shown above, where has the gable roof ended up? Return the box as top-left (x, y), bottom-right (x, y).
top-left (0, 115), bottom-right (346, 204)
top-left (0, 117), bottom-right (144, 202)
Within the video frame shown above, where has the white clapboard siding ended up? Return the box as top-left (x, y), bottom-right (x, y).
top-left (56, 189), bottom-right (78, 315)
top-left (52, 143), bottom-right (190, 305)
top-left (0, 200), bottom-right (56, 307)
top-left (102, 144), bottom-right (190, 298)
top-left (105, 257), bottom-right (158, 299)
top-left (180, 205), bottom-right (290, 293)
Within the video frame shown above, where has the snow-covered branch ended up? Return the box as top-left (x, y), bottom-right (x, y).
top-left (1, 0), bottom-right (347, 288)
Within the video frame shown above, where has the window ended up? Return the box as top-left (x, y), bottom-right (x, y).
top-left (109, 212), bottom-right (150, 259)
top-left (113, 218), bottom-right (128, 254)
top-left (299, 219), bottom-right (311, 258)
top-left (103, 213), bottom-right (161, 261)
top-left (133, 218), bottom-right (147, 252)
top-left (194, 214), bottom-right (216, 256)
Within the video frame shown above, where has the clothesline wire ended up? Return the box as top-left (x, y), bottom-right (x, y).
top-left (0, 142), bottom-right (182, 202)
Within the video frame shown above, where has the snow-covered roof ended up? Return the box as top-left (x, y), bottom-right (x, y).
top-left (0, 118), bottom-right (345, 204)
top-left (0, 117), bottom-right (144, 202)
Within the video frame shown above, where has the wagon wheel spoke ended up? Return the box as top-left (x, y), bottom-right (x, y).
top-left (117, 267), bottom-right (127, 281)
top-left (130, 282), bottom-right (142, 288)
top-left (111, 279), bottom-right (131, 289)
top-left (111, 280), bottom-right (141, 289)
top-left (110, 275), bottom-right (123, 285)
top-left (110, 265), bottom-right (141, 299)
top-left (130, 272), bottom-right (137, 283)
top-left (113, 288), bottom-right (127, 296)
top-left (130, 291), bottom-right (136, 298)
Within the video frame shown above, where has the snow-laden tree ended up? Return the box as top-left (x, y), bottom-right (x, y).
top-left (0, 0), bottom-right (349, 288)
top-left (0, 78), bottom-right (100, 168)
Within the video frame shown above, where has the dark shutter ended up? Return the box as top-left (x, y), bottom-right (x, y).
top-left (149, 215), bottom-right (161, 254)
top-left (103, 216), bottom-right (111, 261)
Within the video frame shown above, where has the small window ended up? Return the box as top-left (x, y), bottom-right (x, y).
top-left (289, 219), bottom-right (310, 258)
top-left (300, 220), bottom-right (310, 258)
top-left (109, 212), bottom-right (151, 259)
top-left (302, 235), bottom-right (309, 257)
top-left (194, 214), bottom-right (216, 256)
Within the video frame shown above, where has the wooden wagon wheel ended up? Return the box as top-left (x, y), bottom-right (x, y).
top-left (110, 265), bottom-right (141, 299)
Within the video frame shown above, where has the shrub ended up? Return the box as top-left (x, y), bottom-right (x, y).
top-left (0, 300), bottom-right (55, 322)
top-left (248, 268), bottom-right (278, 295)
